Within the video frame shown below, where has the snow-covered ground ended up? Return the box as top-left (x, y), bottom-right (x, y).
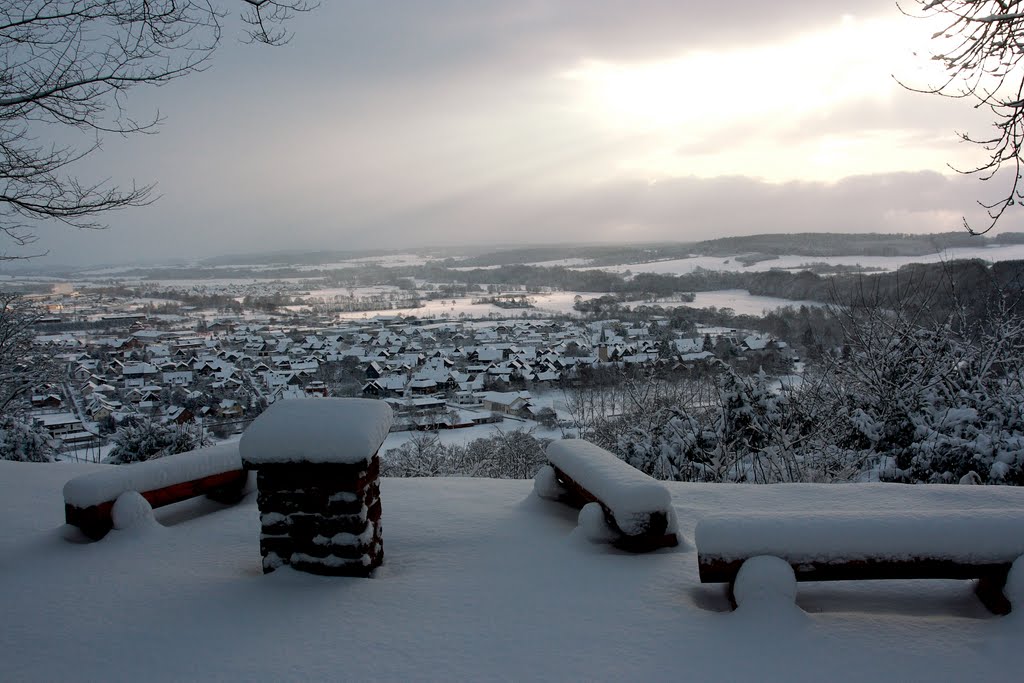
top-left (3, 458), bottom-right (1022, 681)
top-left (523, 258), bottom-right (595, 268)
top-left (330, 291), bottom-right (595, 320)
top-left (682, 289), bottom-right (826, 315)
top-left (333, 299), bottom-right (518, 320)
top-left (587, 243), bottom-right (1024, 276)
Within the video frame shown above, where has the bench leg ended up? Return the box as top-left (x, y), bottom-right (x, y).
top-left (65, 503), bottom-right (114, 541)
top-left (206, 471), bottom-right (249, 504)
top-left (976, 569), bottom-right (1011, 615)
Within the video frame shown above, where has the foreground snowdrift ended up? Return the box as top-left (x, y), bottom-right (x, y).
top-left (2, 460), bottom-right (1024, 682)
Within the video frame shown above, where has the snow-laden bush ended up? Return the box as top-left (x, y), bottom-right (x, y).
top-left (106, 417), bottom-right (210, 464)
top-left (383, 428), bottom-right (549, 479)
top-left (607, 297), bottom-right (1024, 485)
top-left (0, 416), bottom-right (57, 462)
top-left (615, 364), bottom-right (806, 483)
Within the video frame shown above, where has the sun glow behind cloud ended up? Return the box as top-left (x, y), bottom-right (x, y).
top-left (561, 15), bottom-right (963, 182)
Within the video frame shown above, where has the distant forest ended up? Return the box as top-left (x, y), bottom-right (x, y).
top-left (66, 233), bottom-right (1024, 328)
top-left (191, 231), bottom-right (1024, 269)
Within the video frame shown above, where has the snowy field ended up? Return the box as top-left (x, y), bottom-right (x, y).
top-left (126, 277), bottom-right (315, 288)
top-left (587, 243), bottom-right (1024, 276)
top-left (339, 253), bottom-right (433, 268)
top-left (299, 284), bottom-right (401, 300)
top-left (2, 458), bottom-right (1023, 682)
top-left (322, 289), bottom-right (817, 319)
top-left (331, 291), bottom-right (594, 320)
top-left (523, 258), bottom-right (595, 267)
top-left (682, 289), bottom-right (826, 315)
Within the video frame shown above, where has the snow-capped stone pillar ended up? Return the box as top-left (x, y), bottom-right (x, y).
top-left (239, 398), bottom-right (393, 576)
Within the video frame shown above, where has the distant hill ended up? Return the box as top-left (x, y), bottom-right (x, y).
top-left (689, 232), bottom-right (1024, 258)
top-left (174, 232), bottom-right (1024, 270)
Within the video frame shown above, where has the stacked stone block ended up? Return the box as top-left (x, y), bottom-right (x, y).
top-left (238, 397), bottom-right (394, 578)
top-left (255, 456), bottom-right (383, 575)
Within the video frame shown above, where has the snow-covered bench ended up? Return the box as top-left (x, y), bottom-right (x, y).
top-left (695, 510), bottom-right (1024, 614)
top-left (63, 443), bottom-right (248, 540)
top-left (538, 439), bottom-right (678, 552)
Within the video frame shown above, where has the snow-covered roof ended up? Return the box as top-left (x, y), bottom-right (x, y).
top-left (674, 337), bottom-right (703, 353)
top-left (744, 335), bottom-right (771, 350)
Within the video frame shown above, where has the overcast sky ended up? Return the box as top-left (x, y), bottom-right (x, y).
top-left (16, 1), bottom-right (1021, 267)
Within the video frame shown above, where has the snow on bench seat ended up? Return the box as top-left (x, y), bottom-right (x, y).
top-left (543, 439), bottom-right (678, 552)
top-left (695, 510), bottom-right (1024, 614)
top-left (63, 442), bottom-right (247, 540)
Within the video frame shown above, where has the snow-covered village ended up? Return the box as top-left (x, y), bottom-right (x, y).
top-left (13, 275), bottom-right (799, 461)
top-left (6, 2), bottom-right (1024, 682)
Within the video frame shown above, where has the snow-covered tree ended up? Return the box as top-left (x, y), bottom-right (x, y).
top-left (382, 431), bottom-right (448, 477)
top-left (107, 417), bottom-right (210, 464)
top-left (0, 293), bottom-right (60, 417)
top-left (610, 289), bottom-right (1024, 486)
top-left (0, 415), bottom-right (56, 462)
top-left (383, 429), bottom-right (549, 479)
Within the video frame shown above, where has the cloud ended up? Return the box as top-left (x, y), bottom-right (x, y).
top-left (394, 170), bottom-right (997, 245)
top-left (11, 1), bottom-right (1012, 267)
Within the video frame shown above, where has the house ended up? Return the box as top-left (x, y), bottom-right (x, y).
top-left (304, 381), bottom-right (329, 397)
top-left (478, 391), bottom-right (531, 416)
top-left (366, 361), bottom-right (385, 379)
top-left (124, 386), bottom-right (161, 404)
top-left (452, 390), bottom-right (480, 406)
top-left (361, 375), bottom-right (407, 398)
top-left (162, 371), bottom-right (194, 386)
top-left (33, 412), bottom-right (84, 437)
top-left (674, 338), bottom-right (705, 354)
top-left (165, 406), bottom-right (195, 425)
top-left (31, 393), bottom-right (63, 409)
top-left (408, 378), bottom-right (438, 395)
top-left (218, 399), bottom-right (245, 419)
top-left (742, 335), bottom-right (772, 352)
top-left (121, 361), bottom-right (159, 383)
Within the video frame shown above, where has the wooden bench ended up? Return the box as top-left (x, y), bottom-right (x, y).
top-left (63, 443), bottom-right (249, 540)
top-left (695, 511), bottom-right (1024, 614)
top-left (539, 439), bottom-right (678, 552)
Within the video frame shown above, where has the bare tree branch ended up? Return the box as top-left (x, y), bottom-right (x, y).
top-left (0, 1), bottom-right (314, 260)
top-left (903, 1), bottom-right (1024, 233)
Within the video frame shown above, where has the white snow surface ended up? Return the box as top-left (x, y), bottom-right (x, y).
top-left (239, 398), bottom-right (393, 465)
top-left (532, 464), bottom-right (565, 500)
top-left (111, 491), bottom-right (155, 531)
top-left (733, 555), bottom-right (798, 608)
top-left (62, 442), bottom-right (242, 508)
top-left (573, 502), bottom-right (617, 544)
top-left (586, 244), bottom-right (1024, 276)
top-left (6, 458), bottom-right (1024, 681)
top-left (1007, 556), bottom-right (1024, 606)
top-left (695, 511), bottom-right (1024, 564)
top-left (546, 439), bottom-right (674, 536)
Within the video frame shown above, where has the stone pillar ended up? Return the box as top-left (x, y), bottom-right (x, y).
top-left (239, 398), bottom-right (394, 576)
top-left (254, 457), bottom-right (383, 575)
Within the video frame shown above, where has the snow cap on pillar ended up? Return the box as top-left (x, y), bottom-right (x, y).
top-left (240, 398), bottom-right (394, 467)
